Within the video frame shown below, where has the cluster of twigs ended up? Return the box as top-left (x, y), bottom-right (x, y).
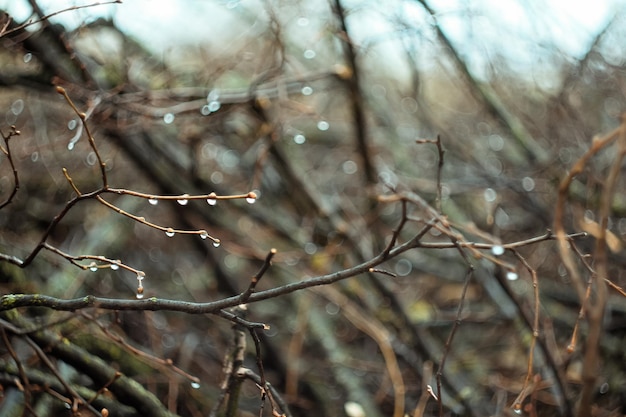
top-left (1, 85), bottom-right (619, 416)
top-left (1, 86), bottom-right (256, 301)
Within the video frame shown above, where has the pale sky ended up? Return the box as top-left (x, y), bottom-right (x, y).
top-left (1, 0), bottom-right (623, 71)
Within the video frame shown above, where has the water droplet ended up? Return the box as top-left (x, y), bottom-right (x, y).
top-left (506, 271), bottom-right (519, 281)
top-left (522, 176), bottom-right (535, 192)
top-left (208, 101), bottom-right (221, 112)
top-left (148, 198), bottom-right (159, 205)
top-left (325, 302), bottom-right (340, 315)
top-left (136, 273), bottom-right (145, 298)
top-left (85, 151), bottom-right (97, 166)
top-left (190, 381), bottom-right (201, 389)
top-left (165, 228), bottom-right (175, 237)
top-left (67, 142), bottom-right (75, 151)
top-left (89, 262), bottom-right (98, 272)
top-left (67, 119), bottom-right (77, 130)
top-left (304, 242), bottom-right (317, 255)
top-left (212, 240), bottom-right (221, 248)
top-left (11, 99), bottom-right (24, 116)
top-left (31, 151), bottom-right (39, 162)
top-left (342, 160), bottom-right (357, 175)
top-left (163, 113), bottom-right (175, 124)
top-left (303, 49), bottom-right (316, 59)
top-left (317, 120), bottom-right (329, 131)
top-left (488, 134), bottom-right (504, 151)
top-left (246, 192), bottom-right (257, 204)
top-left (513, 407), bottom-right (522, 415)
top-left (177, 194), bottom-right (189, 205)
top-left (301, 86), bottom-right (313, 96)
top-left (484, 188), bottom-right (497, 202)
top-left (599, 382), bottom-right (609, 394)
top-left (23, 52), bottom-right (32, 63)
top-left (394, 258), bottom-right (413, 276)
top-left (110, 262), bottom-right (120, 270)
top-left (294, 134), bottom-right (306, 144)
top-left (207, 89), bottom-right (220, 102)
top-left (491, 245), bottom-right (505, 256)
top-left (201, 105), bottom-right (211, 115)
top-left (206, 196), bottom-right (217, 206)
top-left (199, 231), bottom-right (208, 240)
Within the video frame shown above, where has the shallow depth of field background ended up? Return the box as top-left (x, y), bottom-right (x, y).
top-left (1, 1), bottom-right (626, 416)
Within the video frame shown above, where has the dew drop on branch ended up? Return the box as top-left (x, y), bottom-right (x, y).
top-left (317, 120), bottom-right (329, 131)
top-left (484, 188), bottom-right (497, 202)
top-left (506, 271), bottom-right (519, 281)
top-left (212, 240), bottom-right (221, 248)
top-left (294, 134), bottom-right (306, 144)
top-left (208, 101), bottom-right (221, 112)
top-left (177, 194), bottom-right (189, 205)
top-left (110, 261), bottom-right (120, 271)
top-left (522, 176), bottom-right (535, 192)
top-left (23, 52), bottom-right (32, 63)
top-left (148, 198), bottom-right (158, 206)
top-left (165, 228), bottom-right (175, 238)
top-left (136, 272), bottom-right (145, 299)
top-left (68, 119), bottom-right (77, 130)
top-left (89, 262), bottom-right (98, 272)
top-left (206, 197), bottom-right (217, 206)
top-left (491, 245), bottom-right (504, 256)
top-left (301, 86), bottom-right (313, 96)
top-left (163, 113), bottom-right (175, 124)
top-left (246, 192), bottom-right (257, 204)
top-left (207, 89), bottom-right (220, 101)
top-left (199, 231), bottom-right (208, 240)
top-left (190, 381), bottom-right (201, 389)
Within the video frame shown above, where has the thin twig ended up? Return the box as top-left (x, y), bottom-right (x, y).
top-left (0, 1), bottom-right (121, 38)
top-left (0, 126), bottom-right (21, 209)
